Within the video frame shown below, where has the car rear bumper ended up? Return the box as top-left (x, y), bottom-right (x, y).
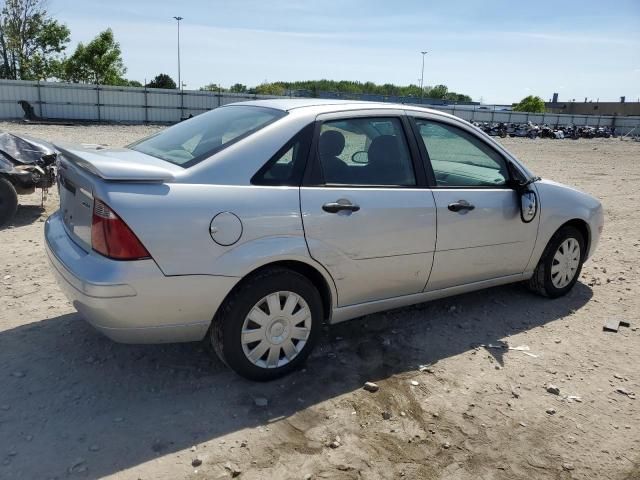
top-left (45, 211), bottom-right (239, 344)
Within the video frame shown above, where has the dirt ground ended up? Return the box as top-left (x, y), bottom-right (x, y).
top-left (0, 122), bottom-right (639, 480)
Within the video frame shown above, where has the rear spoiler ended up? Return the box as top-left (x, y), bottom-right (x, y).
top-left (55, 143), bottom-right (176, 182)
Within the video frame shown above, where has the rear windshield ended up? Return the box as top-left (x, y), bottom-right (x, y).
top-left (129, 105), bottom-right (286, 167)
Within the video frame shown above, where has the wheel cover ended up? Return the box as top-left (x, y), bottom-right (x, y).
top-left (241, 291), bottom-right (312, 369)
top-left (551, 238), bottom-right (581, 289)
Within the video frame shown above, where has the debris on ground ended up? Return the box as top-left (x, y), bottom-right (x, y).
top-left (483, 342), bottom-right (507, 350)
top-left (509, 345), bottom-right (538, 357)
top-left (363, 382), bottom-right (379, 392)
top-left (68, 458), bottom-right (87, 474)
top-left (254, 397), bottom-right (269, 407)
top-left (603, 318), bottom-right (631, 332)
top-left (482, 343), bottom-right (539, 358)
top-left (546, 384), bottom-right (560, 395)
top-left (616, 387), bottom-right (636, 399)
top-left (224, 462), bottom-right (242, 477)
top-left (328, 436), bottom-right (342, 449)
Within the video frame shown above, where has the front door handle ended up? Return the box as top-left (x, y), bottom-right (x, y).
top-left (448, 200), bottom-right (475, 212)
top-left (322, 200), bottom-right (361, 214)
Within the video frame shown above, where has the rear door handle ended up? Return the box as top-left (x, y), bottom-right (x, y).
top-left (448, 200), bottom-right (475, 212)
top-left (322, 200), bottom-right (360, 214)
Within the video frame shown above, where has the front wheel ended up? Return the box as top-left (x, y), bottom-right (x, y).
top-left (528, 225), bottom-right (585, 298)
top-left (211, 267), bottom-right (322, 381)
top-left (0, 177), bottom-right (18, 228)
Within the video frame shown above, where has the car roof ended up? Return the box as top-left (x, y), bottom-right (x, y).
top-left (227, 98), bottom-right (447, 116)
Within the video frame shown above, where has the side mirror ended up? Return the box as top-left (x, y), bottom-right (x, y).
top-left (520, 190), bottom-right (538, 223)
top-left (351, 151), bottom-right (368, 164)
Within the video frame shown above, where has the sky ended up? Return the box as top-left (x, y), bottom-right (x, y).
top-left (48, 0), bottom-right (640, 104)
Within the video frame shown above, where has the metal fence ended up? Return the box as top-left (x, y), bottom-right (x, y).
top-left (1, 79), bottom-right (639, 135)
top-left (0, 79), bottom-right (282, 123)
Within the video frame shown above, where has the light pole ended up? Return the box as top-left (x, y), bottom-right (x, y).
top-left (173, 16), bottom-right (183, 118)
top-left (419, 51), bottom-right (428, 103)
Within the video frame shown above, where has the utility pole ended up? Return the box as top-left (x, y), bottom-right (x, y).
top-left (420, 51), bottom-right (428, 103)
top-left (173, 16), bottom-right (183, 119)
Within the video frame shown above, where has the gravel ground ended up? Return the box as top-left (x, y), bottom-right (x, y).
top-left (0, 121), bottom-right (639, 480)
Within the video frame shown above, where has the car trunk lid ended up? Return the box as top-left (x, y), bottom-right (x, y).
top-left (55, 144), bottom-right (181, 252)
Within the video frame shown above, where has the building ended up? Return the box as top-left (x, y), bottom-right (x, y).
top-left (545, 95), bottom-right (640, 116)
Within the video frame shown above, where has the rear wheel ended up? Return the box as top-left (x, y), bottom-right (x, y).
top-left (528, 225), bottom-right (585, 298)
top-left (0, 177), bottom-right (18, 228)
top-left (211, 267), bottom-right (322, 381)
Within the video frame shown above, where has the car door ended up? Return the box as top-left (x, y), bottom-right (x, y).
top-left (409, 115), bottom-right (539, 291)
top-left (300, 111), bottom-right (437, 306)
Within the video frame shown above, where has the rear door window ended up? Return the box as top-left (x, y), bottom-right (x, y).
top-left (252, 124), bottom-right (313, 186)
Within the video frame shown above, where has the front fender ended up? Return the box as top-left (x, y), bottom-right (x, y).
top-left (526, 180), bottom-right (603, 272)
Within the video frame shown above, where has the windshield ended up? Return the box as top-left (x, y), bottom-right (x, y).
top-left (129, 105), bottom-right (286, 167)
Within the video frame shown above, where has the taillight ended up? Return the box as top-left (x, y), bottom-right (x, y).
top-left (91, 199), bottom-right (150, 260)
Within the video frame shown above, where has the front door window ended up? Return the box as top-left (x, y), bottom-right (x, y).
top-left (414, 119), bottom-right (509, 187)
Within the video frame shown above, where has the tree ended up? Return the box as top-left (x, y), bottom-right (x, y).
top-left (200, 83), bottom-right (226, 92)
top-left (254, 83), bottom-right (286, 96)
top-left (146, 73), bottom-right (176, 89)
top-left (426, 84), bottom-right (448, 99)
top-left (444, 91), bottom-right (472, 102)
top-left (513, 95), bottom-right (545, 113)
top-left (229, 83), bottom-right (247, 93)
top-left (110, 77), bottom-right (142, 87)
top-left (62, 29), bottom-right (125, 84)
top-left (0, 0), bottom-right (70, 80)
top-left (239, 80), bottom-right (472, 102)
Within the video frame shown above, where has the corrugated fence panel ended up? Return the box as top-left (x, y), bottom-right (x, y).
top-left (492, 112), bottom-right (513, 122)
top-left (1, 80), bottom-right (638, 134)
top-left (470, 110), bottom-right (493, 122)
top-left (146, 88), bottom-right (179, 123)
top-left (0, 80), bottom-right (39, 119)
top-left (40, 83), bottom-right (96, 120)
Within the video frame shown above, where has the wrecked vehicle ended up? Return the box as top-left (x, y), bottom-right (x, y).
top-left (0, 132), bottom-right (57, 226)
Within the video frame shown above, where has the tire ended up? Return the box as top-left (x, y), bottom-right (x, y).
top-left (0, 177), bottom-right (18, 228)
top-left (528, 225), bottom-right (585, 298)
top-left (211, 267), bottom-right (323, 381)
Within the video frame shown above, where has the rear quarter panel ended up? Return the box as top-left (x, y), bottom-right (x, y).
top-left (97, 183), bottom-right (302, 275)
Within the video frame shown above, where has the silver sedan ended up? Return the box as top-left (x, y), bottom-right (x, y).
top-left (45, 99), bottom-right (603, 380)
